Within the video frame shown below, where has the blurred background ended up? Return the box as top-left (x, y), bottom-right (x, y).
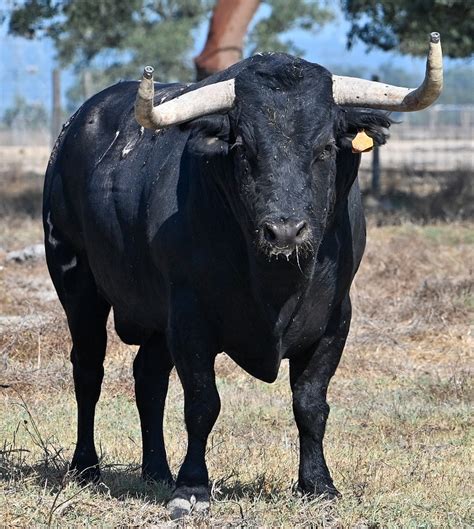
top-left (0, 0), bottom-right (472, 221)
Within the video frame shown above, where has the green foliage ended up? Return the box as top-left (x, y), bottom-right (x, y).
top-left (1, 95), bottom-right (49, 129)
top-left (8, 0), bottom-right (334, 110)
top-left (248, 0), bottom-right (333, 56)
top-left (10, 0), bottom-right (212, 75)
top-left (9, 0), bottom-right (472, 111)
top-left (10, 0), bottom-right (217, 109)
top-left (343, 0), bottom-right (474, 58)
top-left (10, 0), bottom-right (212, 77)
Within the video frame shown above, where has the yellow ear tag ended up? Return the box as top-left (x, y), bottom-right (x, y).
top-left (352, 130), bottom-right (374, 153)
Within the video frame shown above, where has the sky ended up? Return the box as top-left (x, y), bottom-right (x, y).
top-left (0, 1), bottom-right (463, 116)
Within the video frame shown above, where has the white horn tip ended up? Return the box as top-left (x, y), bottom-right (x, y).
top-left (430, 32), bottom-right (440, 43)
top-left (143, 66), bottom-right (154, 79)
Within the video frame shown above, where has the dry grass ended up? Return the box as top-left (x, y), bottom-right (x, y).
top-left (0, 170), bottom-right (473, 527)
top-left (0, 170), bottom-right (43, 251)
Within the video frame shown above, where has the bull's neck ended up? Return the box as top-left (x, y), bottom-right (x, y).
top-left (250, 251), bottom-right (316, 331)
top-left (190, 156), bottom-right (316, 335)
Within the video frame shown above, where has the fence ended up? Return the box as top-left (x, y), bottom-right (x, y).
top-left (359, 104), bottom-right (474, 175)
top-left (0, 105), bottom-right (473, 178)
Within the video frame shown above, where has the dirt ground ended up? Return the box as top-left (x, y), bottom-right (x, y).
top-left (0, 168), bottom-right (473, 527)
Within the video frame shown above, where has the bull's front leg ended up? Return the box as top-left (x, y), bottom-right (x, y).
top-left (166, 288), bottom-right (221, 519)
top-left (290, 295), bottom-right (351, 499)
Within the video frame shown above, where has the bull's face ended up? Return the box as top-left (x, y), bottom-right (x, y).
top-left (231, 120), bottom-right (337, 260)
top-left (186, 57), bottom-right (391, 263)
top-left (229, 65), bottom-right (338, 261)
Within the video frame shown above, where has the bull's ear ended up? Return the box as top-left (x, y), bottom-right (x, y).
top-left (183, 115), bottom-right (231, 156)
top-left (337, 108), bottom-right (393, 150)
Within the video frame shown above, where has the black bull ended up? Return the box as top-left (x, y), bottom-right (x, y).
top-left (43, 53), bottom-right (391, 514)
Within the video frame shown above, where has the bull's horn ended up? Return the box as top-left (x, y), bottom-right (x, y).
top-left (332, 32), bottom-right (443, 111)
top-left (135, 66), bottom-right (236, 129)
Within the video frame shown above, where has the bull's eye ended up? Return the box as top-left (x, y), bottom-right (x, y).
top-left (230, 134), bottom-right (243, 151)
top-left (315, 142), bottom-right (336, 162)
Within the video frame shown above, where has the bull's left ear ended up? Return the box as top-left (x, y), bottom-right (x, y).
top-left (337, 108), bottom-right (393, 150)
top-left (182, 115), bottom-right (231, 156)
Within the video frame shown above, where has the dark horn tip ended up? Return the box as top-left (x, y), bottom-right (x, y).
top-left (143, 66), bottom-right (154, 79)
top-left (430, 32), bottom-right (440, 43)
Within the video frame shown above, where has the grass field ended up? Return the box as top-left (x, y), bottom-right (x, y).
top-left (0, 171), bottom-right (473, 527)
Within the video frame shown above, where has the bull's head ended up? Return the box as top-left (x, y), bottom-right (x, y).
top-left (135, 33), bottom-right (442, 261)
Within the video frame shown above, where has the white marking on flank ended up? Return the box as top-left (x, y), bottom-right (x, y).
top-left (96, 130), bottom-right (120, 166)
top-left (121, 140), bottom-right (134, 158)
top-left (46, 212), bottom-right (59, 249)
top-left (121, 127), bottom-right (145, 159)
top-left (61, 255), bottom-right (77, 272)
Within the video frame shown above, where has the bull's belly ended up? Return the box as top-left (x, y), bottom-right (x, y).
top-left (90, 258), bottom-right (168, 336)
top-left (224, 347), bottom-right (282, 383)
top-left (113, 309), bottom-right (155, 345)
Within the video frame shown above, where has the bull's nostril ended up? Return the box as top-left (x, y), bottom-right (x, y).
top-left (264, 223), bottom-right (277, 242)
top-left (262, 219), bottom-right (308, 247)
top-left (295, 221), bottom-right (308, 239)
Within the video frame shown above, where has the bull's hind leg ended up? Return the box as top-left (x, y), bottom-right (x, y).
top-left (67, 268), bottom-right (110, 482)
top-left (46, 240), bottom-right (110, 482)
top-left (289, 295), bottom-right (351, 499)
top-left (133, 333), bottom-right (173, 485)
top-left (69, 294), bottom-right (110, 481)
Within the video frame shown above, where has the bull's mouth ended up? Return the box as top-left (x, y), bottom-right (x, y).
top-left (257, 236), bottom-right (315, 263)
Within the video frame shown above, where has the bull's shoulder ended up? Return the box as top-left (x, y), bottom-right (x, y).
top-left (51, 81), bottom-right (187, 169)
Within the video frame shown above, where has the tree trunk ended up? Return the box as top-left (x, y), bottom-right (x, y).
top-left (195, 0), bottom-right (260, 81)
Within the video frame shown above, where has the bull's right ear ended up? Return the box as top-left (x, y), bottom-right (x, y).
top-left (183, 115), bottom-right (231, 157)
top-left (337, 108), bottom-right (393, 150)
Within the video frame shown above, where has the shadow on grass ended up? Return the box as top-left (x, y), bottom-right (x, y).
top-left (100, 465), bottom-right (172, 504)
top-left (211, 473), bottom-right (287, 503)
top-left (1, 447), bottom-right (288, 506)
top-left (0, 453), bottom-right (172, 504)
top-left (0, 404), bottom-right (169, 505)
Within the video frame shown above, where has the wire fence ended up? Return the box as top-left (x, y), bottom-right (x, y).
top-left (0, 102), bottom-right (473, 178)
top-left (359, 105), bottom-right (474, 176)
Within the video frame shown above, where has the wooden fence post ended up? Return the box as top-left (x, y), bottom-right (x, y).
top-left (51, 67), bottom-right (62, 147)
top-left (371, 74), bottom-right (381, 196)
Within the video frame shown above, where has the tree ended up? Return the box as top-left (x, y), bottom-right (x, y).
top-left (246, 0), bottom-right (333, 56)
top-left (9, 1), bottom-right (214, 83)
top-left (1, 95), bottom-right (49, 129)
top-left (8, 0), bottom-right (333, 106)
top-left (343, 0), bottom-right (474, 58)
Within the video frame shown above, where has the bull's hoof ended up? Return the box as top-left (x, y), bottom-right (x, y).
top-left (167, 485), bottom-right (210, 520)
